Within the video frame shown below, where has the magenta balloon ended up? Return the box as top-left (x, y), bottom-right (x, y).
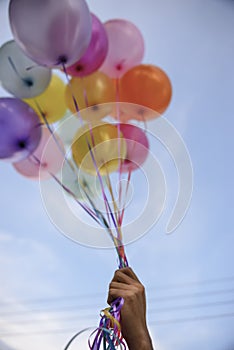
top-left (100, 19), bottom-right (145, 79)
top-left (13, 127), bottom-right (65, 180)
top-left (119, 123), bottom-right (149, 173)
top-left (0, 98), bottom-right (41, 162)
top-left (9, 0), bottom-right (92, 67)
top-left (66, 14), bottom-right (108, 77)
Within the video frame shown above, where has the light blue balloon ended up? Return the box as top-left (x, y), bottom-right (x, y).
top-left (62, 162), bottom-right (105, 201)
top-left (0, 40), bottom-right (51, 99)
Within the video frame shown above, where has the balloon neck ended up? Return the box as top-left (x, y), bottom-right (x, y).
top-left (76, 64), bottom-right (83, 72)
top-left (17, 139), bottom-right (27, 149)
top-left (57, 55), bottom-right (68, 65)
top-left (23, 77), bottom-right (34, 87)
top-left (116, 63), bottom-right (122, 71)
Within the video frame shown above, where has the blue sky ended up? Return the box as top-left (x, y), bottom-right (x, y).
top-left (1, 0), bottom-right (234, 349)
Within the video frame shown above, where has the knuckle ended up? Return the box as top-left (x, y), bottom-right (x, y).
top-left (138, 284), bottom-right (145, 294)
top-left (114, 270), bottom-right (119, 279)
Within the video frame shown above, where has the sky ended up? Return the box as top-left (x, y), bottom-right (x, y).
top-left (0, 0), bottom-right (234, 349)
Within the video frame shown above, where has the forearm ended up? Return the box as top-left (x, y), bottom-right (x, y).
top-left (124, 326), bottom-right (154, 350)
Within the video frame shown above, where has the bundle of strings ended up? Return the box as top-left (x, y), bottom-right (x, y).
top-left (42, 65), bottom-right (131, 349)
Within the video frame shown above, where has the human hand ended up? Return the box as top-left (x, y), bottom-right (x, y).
top-left (107, 267), bottom-right (153, 350)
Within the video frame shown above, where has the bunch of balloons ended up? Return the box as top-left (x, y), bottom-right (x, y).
top-left (0, 0), bottom-right (172, 348)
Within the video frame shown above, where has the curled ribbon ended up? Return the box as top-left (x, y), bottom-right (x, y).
top-left (89, 297), bottom-right (126, 349)
top-left (64, 297), bottom-right (127, 350)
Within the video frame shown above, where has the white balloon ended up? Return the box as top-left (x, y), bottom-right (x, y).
top-left (0, 40), bottom-right (51, 98)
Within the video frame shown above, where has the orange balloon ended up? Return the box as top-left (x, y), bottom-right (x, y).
top-left (65, 71), bottom-right (115, 120)
top-left (119, 64), bottom-right (172, 119)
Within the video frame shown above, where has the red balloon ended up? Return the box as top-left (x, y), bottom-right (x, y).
top-left (118, 123), bottom-right (149, 172)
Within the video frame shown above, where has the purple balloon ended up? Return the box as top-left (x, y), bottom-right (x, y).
top-left (0, 98), bottom-right (41, 162)
top-left (66, 14), bottom-right (108, 77)
top-left (9, 0), bottom-right (92, 67)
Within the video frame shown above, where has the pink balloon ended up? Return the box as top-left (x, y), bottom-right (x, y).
top-left (9, 0), bottom-right (92, 67)
top-left (13, 127), bottom-right (65, 180)
top-left (66, 14), bottom-right (108, 77)
top-left (118, 123), bottom-right (149, 173)
top-left (100, 19), bottom-right (144, 79)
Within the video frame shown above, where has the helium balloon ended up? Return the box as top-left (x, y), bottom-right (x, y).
top-left (9, 0), bottom-right (92, 67)
top-left (118, 123), bottom-right (149, 172)
top-left (65, 71), bottom-right (115, 120)
top-left (0, 98), bottom-right (41, 162)
top-left (72, 122), bottom-right (127, 175)
top-left (55, 111), bottom-right (83, 148)
top-left (100, 19), bottom-right (144, 78)
top-left (13, 127), bottom-right (65, 180)
top-left (0, 40), bottom-right (51, 99)
top-left (119, 64), bottom-right (172, 118)
top-left (66, 14), bottom-right (108, 77)
top-left (62, 163), bottom-right (105, 201)
top-left (111, 102), bottom-right (161, 123)
top-left (24, 75), bottom-right (67, 124)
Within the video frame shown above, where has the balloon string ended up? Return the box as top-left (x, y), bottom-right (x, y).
top-left (85, 126), bottom-right (127, 265)
top-left (7, 56), bottom-right (25, 82)
top-left (140, 111), bottom-right (148, 132)
top-left (60, 64), bottom-right (110, 224)
top-left (63, 307), bottom-right (127, 350)
top-left (61, 63), bottom-right (84, 125)
top-left (88, 298), bottom-right (127, 350)
top-left (87, 141), bottom-right (119, 235)
top-left (63, 327), bottom-right (95, 350)
top-left (101, 164), bottom-right (127, 259)
top-left (104, 171), bottom-right (126, 249)
top-left (83, 125), bottom-right (127, 264)
top-left (118, 163), bottom-right (124, 225)
top-left (79, 182), bottom-right (125, 265)
top-left (79, 182), bottom-right (116, 242)
top-left (102, 163), bottom-right (123, 240)
top-left (61, 66), bottom-right (128, 266)
top-left (85, 127), bottom-right (112, 227)
top-left (33, 100), bottom-right (76, 174)
top-left (104, 173), bottom-right (120, 228)
top-left (84, 120), bottom-right (126, 236)
top-left (61, 63), bottom-right (127, 249)
top-left (115, 78), bottom-right (124, 220)
top-left (31, 156), bottom-right (125, 264)
top-left (118, 170), bottom-right (132, 227)
top-left (31, 155), bottom-right (99, 223)
top-left (61, 63), bottom-right (115, 230)
top-left (81, 77), bottom-right (89, 108)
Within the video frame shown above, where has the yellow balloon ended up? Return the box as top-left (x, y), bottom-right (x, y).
top-left (65, 71), bottom-right (115, 121)
top-left (72, 122), bottom-right (126, 175)
top-left (24, 75), bottom-right (67, 124)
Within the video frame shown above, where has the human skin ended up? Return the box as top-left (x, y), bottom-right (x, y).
top-left (107, 267), bottom-right (154, 350)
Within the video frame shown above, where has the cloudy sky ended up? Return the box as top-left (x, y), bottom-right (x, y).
top-left (1, 0), bottom-right (234, 349)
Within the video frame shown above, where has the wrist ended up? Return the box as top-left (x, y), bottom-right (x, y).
top-left (125, 329), bottom-right (153, 350)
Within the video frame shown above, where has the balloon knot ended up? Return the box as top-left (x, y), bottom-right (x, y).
top-left (58, 55), bottom-right (68, 64)
top-left (23, 77), bottom-right (34, 87)
top-left (17, 139), bottom-right (27, 149)
top-left (116, 63), bottom-right (122, 71)
top-left (76, 64), bottom-right (83, 72)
